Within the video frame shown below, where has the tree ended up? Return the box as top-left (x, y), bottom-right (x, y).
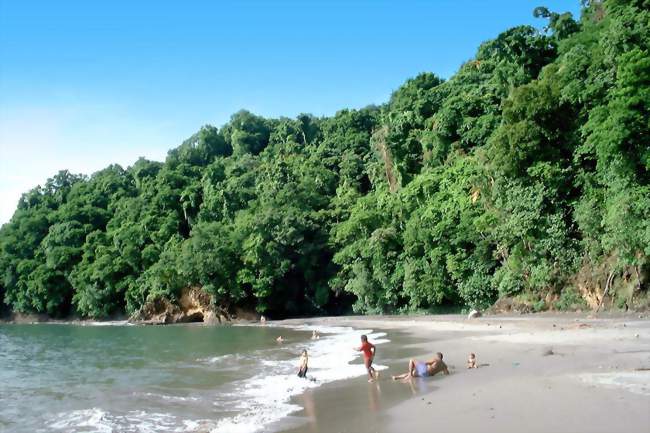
top-left (222, 110), bottom-right (271, 156)
top-left (1, 0), bottom-right (646, 319)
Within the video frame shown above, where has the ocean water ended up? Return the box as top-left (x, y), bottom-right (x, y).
top-left (0, 322), bottom-right (388, 433)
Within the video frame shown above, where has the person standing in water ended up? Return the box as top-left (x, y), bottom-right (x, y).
top-left (355, 335), bottom-right (378, 382)
top-left (297, 349), bottom-right (309, 378)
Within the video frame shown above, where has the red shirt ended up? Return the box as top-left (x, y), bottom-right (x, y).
top-left (360, 341), bottom-right (374, 359)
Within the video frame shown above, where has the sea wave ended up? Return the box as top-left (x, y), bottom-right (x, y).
top-left (47, 408), bottom-right (204, 433)
top-left (135, 392), bottom-right (202, 403)
top-left (210, 326), bottom-right (389, 433)
top-left (196, 353), bottom-right (253, 365)
top-left (45, 325), bottom-right (389, 433)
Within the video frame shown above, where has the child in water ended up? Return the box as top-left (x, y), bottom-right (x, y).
top-left (355, 335), bottom-right (378, 382)
top-left (297, 349), bottom-right (309, 378)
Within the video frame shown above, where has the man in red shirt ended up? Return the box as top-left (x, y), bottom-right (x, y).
top-left (355, 334), bottom-right (378, 382)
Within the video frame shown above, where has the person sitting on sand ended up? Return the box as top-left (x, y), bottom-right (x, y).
top-left (297, 349), bottom-right (309, 378)
top-left (354, 334), bottom-right (379, 382)
top-left (392, 352), bottom-right (449, 380)
top-left (467, 353), bottom-right (477, 369)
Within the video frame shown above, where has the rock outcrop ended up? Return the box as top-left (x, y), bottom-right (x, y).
top-left (130, 287), bottom-right (228, 325)
top-left (489, 297), bottom-right (533, 314)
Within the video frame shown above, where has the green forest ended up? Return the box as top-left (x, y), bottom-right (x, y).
top-left (1, 0), bottom-right (648, 319)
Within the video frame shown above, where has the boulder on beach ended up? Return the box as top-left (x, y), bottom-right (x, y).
top-left (130, 287), bottom-right (227, 325)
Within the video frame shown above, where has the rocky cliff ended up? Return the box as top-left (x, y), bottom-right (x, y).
top-left (130, 287), bottom-right (228, 325)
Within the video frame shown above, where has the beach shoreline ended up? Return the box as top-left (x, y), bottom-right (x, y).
top-left (274, 313), bottom-right (650, 433)
top-left (2, 312), bottom-right (649, 433)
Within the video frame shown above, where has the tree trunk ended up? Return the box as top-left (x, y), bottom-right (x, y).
top-left (596, 270), bottom-right (615, 312)
top-left (373, 126), bottom-right (399, 193)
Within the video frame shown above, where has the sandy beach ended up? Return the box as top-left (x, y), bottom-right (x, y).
top-left (276, 314), bottom-right (650, 433)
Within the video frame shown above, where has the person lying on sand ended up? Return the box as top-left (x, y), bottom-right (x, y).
top-left (392, 352), bottom-right (449, 380)
top-left (354, 334), bottom-right (379, 382)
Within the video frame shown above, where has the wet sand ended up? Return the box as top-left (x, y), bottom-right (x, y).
top-left (276, 314), bottom-right (650, 433)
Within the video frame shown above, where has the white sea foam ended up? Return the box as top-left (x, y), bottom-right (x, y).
top-left (48, 408), bottom-right (113, 433)
top-left (197, 353), bottom-right (251, 365)
top-left (82, 320), bottom-right (132, 326)
top-left (137, 392), bottom-right (201, 402)
top-left (210, 326), bottom-right (389, 433)
top-left (198, 353), bottom-right (236, 363)
top-left (47, 408), bottom-right (205, 433)
top-left (46, 325), bottom-right (390, 433)
top-left (46, 320), bottom-right (132, 327)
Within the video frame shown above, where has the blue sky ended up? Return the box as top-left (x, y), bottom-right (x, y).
top-left (0, 0), bottom-right (580, 224)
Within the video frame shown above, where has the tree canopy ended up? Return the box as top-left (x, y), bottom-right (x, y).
top-left (1, 0), bottom-right (647, 318)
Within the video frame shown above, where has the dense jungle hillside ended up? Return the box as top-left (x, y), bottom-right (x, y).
top-left (1, 0), bottom-right (648, 319)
